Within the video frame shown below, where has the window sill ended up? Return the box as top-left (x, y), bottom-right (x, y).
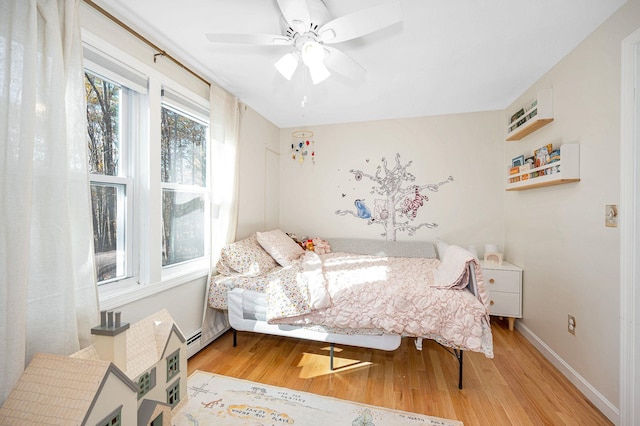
top-left (98, 267), bottom-right (210, 311)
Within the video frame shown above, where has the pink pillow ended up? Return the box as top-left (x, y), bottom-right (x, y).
top-left (256, 229), bottom-right (304, 267)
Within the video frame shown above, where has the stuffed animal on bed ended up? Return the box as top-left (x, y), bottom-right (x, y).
top-left (312, 237), bottom-right (331, 254)
top-left (304, 239), bottom-right (315, 251)
top-left (299, 237), bottom-right (331, 254)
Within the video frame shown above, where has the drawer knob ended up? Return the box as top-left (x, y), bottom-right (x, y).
top-left (489, 278), bottom-right (495, 284)
top-left (490, 300), bottom-right (495, 305)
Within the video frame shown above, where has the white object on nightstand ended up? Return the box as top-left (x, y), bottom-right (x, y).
top-left (479, 260), bottom-right (523, 331)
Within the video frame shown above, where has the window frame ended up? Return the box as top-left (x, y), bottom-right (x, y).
top-left (96, 406), bottom-right (122, 426)
top-left (159, 91), bottom-right (211, 280)
top-left (84, 67), bottom-right (138, 288)
top-left (137, 371), bottom-right (150, 399)
top-left (82, 32), bottom-right (212, 309)
top-left (166, 379), bottom-right (180, 408)
top-left (166, 349), bottom-right (180, 381)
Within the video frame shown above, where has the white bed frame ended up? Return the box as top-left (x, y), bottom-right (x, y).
top-left (228, 288), bottom-right (401, 370)
top-left (226, 238), bottom-right (477, 389)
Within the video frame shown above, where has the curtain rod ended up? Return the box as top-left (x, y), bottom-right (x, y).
top-left (83, 0), bottom-right (211, 87)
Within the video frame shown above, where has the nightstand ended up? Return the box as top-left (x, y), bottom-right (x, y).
top-left (479, 260), bottom-right (523, 331)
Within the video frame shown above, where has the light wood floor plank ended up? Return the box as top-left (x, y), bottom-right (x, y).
top-left (187, 319), bottom-right (612, 425)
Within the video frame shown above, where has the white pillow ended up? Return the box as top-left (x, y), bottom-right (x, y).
top-left (436, 238), bottom-right (450, 260)
top-left (256, 229), bottom-right (304, 267)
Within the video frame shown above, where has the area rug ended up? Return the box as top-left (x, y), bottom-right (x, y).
top-left (173, 370), bottom-right (462, 425)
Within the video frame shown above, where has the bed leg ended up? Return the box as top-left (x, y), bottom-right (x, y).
top-left (232, 329), bottom-right (237, 347)
top-left (456, 349), bottom-right (464, 389)
top-left (330, 343), bottom-right (335, 371)
top-left (414, 337), bottom-right (423, 351)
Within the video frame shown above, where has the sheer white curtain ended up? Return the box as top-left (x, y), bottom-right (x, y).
top-left (0, 0), bottom-right (98, 403)
top-left (201, 84), bottom-right (240, 343)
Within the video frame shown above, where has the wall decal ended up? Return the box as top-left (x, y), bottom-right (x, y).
top-left (291, 130), bottom-right (315, 164)
top-left (335, 153), bottom-right (453, 240)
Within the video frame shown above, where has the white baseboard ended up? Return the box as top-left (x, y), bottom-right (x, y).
top-left (515, 322), bottom-right (620, 425)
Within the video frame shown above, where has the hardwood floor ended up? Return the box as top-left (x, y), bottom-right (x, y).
top-left (188, 318), bottom-right (612, 425)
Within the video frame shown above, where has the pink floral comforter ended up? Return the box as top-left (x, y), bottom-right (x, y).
top-left (265, 249), bottom-right (493, 357)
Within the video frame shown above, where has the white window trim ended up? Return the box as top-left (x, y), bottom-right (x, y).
top-left (89, 175), bottom-right (134, 283)
top-left (82, 29), bottom-right (212, 309)
top-left (159, 93), bottom-right (211, 279)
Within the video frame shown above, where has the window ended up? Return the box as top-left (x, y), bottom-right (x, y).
top-left (160, 104), bottom-right (208, 267)
top-left (166, 349), bottom-right (180, 381)
top-left (138, 372), bottom-right (150, 399)
top-left (85, 71), bottom-right (133, 283)
top-left (96, 407), bottom-right (121, 426)
top-left (167, 379), bottom-right (180, 408)
top-left (83, 40), bottom-right (211, 300)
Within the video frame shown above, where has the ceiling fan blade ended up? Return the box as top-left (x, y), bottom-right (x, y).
top-left (323, 46), bottom-right (366, 80)
top-left (205, 33), bottom-right (291, 46)
top-left (318, 0), bottom-right (403, 44)
top-left (277, 0), bottom-right (311, 30)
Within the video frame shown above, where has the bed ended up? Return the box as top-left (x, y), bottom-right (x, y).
top-left (207, 230), bottom-right (494, 389)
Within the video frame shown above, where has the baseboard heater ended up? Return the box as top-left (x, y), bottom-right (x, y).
top-left (186, 328), bottom-right (203, 359)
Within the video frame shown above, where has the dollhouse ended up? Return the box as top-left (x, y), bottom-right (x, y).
top-left (0, 309), bottom-right (186, 425)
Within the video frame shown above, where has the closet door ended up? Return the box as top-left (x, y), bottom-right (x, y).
top-left (265, 148), bottom-right (280, 230)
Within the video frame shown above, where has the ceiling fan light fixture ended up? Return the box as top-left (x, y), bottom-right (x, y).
top-left (300, 40), bottom-right (330, 84)
top-left (300, 40), bottom-right (325, 66)
top-left (308, 61), bottom-right (331, 85)
top-left (275, 52), bottom-right (299, 80)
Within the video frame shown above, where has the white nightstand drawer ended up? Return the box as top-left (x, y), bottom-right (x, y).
top-left (483, 269), bottom-right (520, 293)
top-left (489, 291), bottom-right (521, 317)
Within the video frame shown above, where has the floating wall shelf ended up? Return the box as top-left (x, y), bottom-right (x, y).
top-left (506, 88), bottom-right (554, 141)
top-left (506, 143), bottom-right (580, 191)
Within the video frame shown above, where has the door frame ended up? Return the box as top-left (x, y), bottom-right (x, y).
top-left (619, 26), bottom-right (640, 426)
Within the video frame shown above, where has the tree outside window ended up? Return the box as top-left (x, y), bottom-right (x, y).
top-left (160, 106), bottom-right (208, 267)
top-left (85, 71), bottom-right (129, 283)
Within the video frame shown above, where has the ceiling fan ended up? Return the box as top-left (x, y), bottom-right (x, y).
top-left (205, 0), bottom-right (403, 85)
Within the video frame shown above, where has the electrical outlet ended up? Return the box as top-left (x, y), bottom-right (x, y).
top-left (568, 315), bottom-right (576, 335)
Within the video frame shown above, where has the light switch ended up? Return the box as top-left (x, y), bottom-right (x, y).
top-left (605, 205), bottom-right (618, 228)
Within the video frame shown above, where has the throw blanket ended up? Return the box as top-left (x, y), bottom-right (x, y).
top-left (265, 248), bottom-right (493, 357)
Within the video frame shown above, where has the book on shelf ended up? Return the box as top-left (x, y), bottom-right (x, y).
top-left (509, 166), bottom-right (520, 183)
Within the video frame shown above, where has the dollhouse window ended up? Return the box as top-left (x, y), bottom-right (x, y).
top-left (96, 406), bottom-right (121, 426)
top-left (166, 349), bottom-right (180, 380)
top-left (138, 372), bottom-right (150, 399)
top-left (137, 367), bottom-right (156, 399)
top-left (166, 379), bottom-right (180, 408)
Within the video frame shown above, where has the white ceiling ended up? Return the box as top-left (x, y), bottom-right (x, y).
top-left (94, 0), bottom-right (626, 128)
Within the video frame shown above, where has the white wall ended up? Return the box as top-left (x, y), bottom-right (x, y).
top-left (279, 112), bottom-right (505, 249)
top-left (504, 0), bottom-right (640, 418)
top-left (236, 104), bottom-right (281, 239)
